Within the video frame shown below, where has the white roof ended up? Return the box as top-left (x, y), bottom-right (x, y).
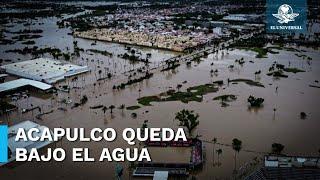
top-left (153, 171), bottom-right (168, 180)
top-left (1, 121), bottom-right (53, 166)
top-left (0, 74), bottom-right (8, 78)
top-left (1, 58), bottom-right (89, 84)
top-left (0, 78), bottom-right (52, 93)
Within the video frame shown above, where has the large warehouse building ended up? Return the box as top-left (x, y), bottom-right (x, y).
top-left (1, 58), bottom-right (89, 84)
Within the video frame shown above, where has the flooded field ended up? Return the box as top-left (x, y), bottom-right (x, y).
top-left (1, 43), bottom-right (320, 179)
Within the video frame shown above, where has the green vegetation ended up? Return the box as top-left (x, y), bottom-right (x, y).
top-left (0, 3), bottom-right (83, 19)
top-left (0, 101), bottom-right (16, 115)
top-left (188, 84), bottom-right (219, 94)
top-left (12, 34), bottom-right (42, 41)
top-left (138, 83), bottom-right (219, 106)
top-left (109, 105), bottom-right (115, 114)
top-left (239, 47), bottom-right (279, 58)
top-left (175, 109), bottom-right (199, 136)
top-left (11, 29), bottom-right (43, 34)
top-left (126, 105), bottom-right (141, 110)
top-left (118, 53), bottom-right (149, 63)
top-left (72, 95), bottom-right (88, 108)
top-left (309, 85), bottom-right (320, 88)
top-left (5, 46), bottom-right (71, 60)
top-left (283, 68), bottom-right (305, 73)
top-left (138, 96), bottom-right (160, 106)
top-left (232, 138), bottom-right (242, 173)
top-left (267, 70), bottom-right (288, 78)
top-left (21, 40), bottom-right (36, 45)
top-left (87, 49), bottom-right (113, 57)
top-left (213, 94), bottom-right (237, 101)
top-left (161, 60), bottom-right (180, 72)
top-left (300, 112), bottom-right (307, 119)
top-left (213, 94), bottom-right (237, 107)
top-left (247, 95), bottom-right (264, 107)
top-left (228, 79), bottom-right (264, 87)
top-left (113, 72), bottom-right (153, 90)
top-left (271, 143), bottom-right (285, 154)
top-left (90, 105), bottom-right (103, 109)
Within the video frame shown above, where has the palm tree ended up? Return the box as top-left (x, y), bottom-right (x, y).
top-left (212, 137), bottom-right (217, 166)
top-left (271, 143), bottom-right (284, 154)
top-left (98, 69), bottom-right (102, 79)
top-left (141, 120), bottom-right (148, 134)
top-left (175, 109), bottom-right (199, 137)
top-left (216, 149), bottom-right (222, 166)
top-left (232, 138), bottom-right (242, 174)
top-left (102, 106), bottom-right (108, 115)
top-left (119, 104), bottom-right (125, 112)
top-left (109, 105), bottom-right (115, 114)
top-left (115, 163), bottom-right (123, 180)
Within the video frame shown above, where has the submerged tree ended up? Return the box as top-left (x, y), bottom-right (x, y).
top-left (141, 120), bottom-right (148, 134)
top-left (119, 104), bottom-right (125, 112)
top-left (272, 143), bottom-right (285, 154)
top-left (216, 148), bottom-right (222, 166)
top-left (109, 105), bottom-right (115, 114)
top-left (102, 106), bottom-right (108, 115)
top-left (300, 112), bottom-right (307, 119)
top-left (232, 138), bottom-right (242, 174)
top-left (80, 95), bottom-right (88, 105)
top-left (247, 95), bottom-right (264, 107)
top-left (175, 109), bottom-right (199, 136)
top-left (177, 84), bottom-right (183, 91)
top-left (212, 137), bottom-right (217, 166)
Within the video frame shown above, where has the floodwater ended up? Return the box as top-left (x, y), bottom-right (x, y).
top-left (1, 11), bottom-right (320, 180)
top-left (147, 147), bottom-right (192, 164)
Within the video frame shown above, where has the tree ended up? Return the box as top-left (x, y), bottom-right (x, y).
top-left (141, 120), bottom-right (148, 134)
top-left (115, 163), bottom-right (123, 180)
top-left (212, 137), bottom-right (217, 166)
top-left (216, 149), bottom-right (222, 166)
top-left (102, 106), bottom-right (108, 115)
top-left (119, 104), bottom-right (125, 112)
top-left (98, 69), bottom-right (102, 79)
top-left (247, 95), bottom-right (264, 107)
top-left (175, 109), bottom-right (199, 136)
top-left (177, 84), bottom-right (182, 91)
top-left (232, 138), bottom-right (242, 173)
top-left (272, 143), bottom-right (284, 154)
top-left (300, 112), bottom-right (307, 119)
top-left (109, 105), bottom-right (115, 114)
top-left (80, 95), bottom-right (88, 105)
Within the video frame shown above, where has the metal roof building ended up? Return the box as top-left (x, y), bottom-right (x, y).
top-left (1, 58), bottom-right (89, 84)
top-left (0, 120), bottom-right (54, 167)
top-left (153, 171), bottom-right (169, 180)
top-left (0, 78), bottom-right (52, 94)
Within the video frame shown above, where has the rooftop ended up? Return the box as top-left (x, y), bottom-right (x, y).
top-left (0, 78), bottom-right (52, 93)
top-left (1, 58), bottom-right (89, 84)
top-left (0, 120), bottom-right (53, 167)
top-left (153, 171), bottom-right (169, 180)
top-left (245, 155), bottom-right (320, 180)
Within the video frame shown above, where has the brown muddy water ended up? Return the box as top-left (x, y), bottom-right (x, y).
top-left (1, 44), bottom-right (320, 179)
